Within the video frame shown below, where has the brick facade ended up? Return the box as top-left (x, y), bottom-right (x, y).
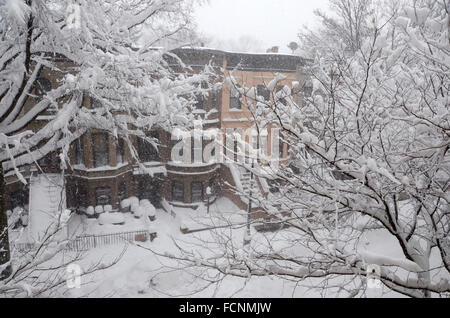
top-left (4, 48), bottom-right (307, 219)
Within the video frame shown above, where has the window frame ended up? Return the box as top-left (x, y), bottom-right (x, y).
top-left (91, 133), bottom-right (110, 168)
top-left (95, 186), bottom-right (112, 206)
top-left (229, 84), bottom-right (242, 110)
top-left (172, 181), bottom-right (184, 202)
top-left (34, 77), bottom-right (52, 100)
top-left (191, 181), bottom-right (203, 203)
top-left (257, 84), bottom-right (270, 101)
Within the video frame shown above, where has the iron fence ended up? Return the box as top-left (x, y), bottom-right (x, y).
top-left (13, 230), bottom-right (157, 253)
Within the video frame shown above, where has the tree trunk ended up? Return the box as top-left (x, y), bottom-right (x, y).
top-left (0, 165), bottom-right (11, 280)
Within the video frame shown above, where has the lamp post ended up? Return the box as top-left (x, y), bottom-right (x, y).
top-left (243, 164), bottom-right (253, 246)
top-left (244, 127), bottom-right (260, 246)
top-left (206, 186), bottom-right (211, 214)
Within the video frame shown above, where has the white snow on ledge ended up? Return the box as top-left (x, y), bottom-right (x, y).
top-left (133, 164), bottom-right (167, 176)
top-left (72, 162), bottom-right (129, 172)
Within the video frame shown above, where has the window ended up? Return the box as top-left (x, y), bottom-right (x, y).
top-left (211, 90), bottom-right (218, 109)
top-left (91, 133), bottom-right (109, 167)
top-left (257, 84), bottom-right (270, 101)
top-left (172, 182), bottom-right (184, 202)
top-left (34, 77), bottom-right (51, 100)
top-left (208, 179), bottom-right (216, 196)
top-left (138, 132), bottom-right (159, 162)
top-left (191, 182), bottom-right (203, 203)
top-left (95, 187), bottom-right (112, 206)
top-left (229, 85), bottom-right (241, 110)
top-left (76, 185), bottom-right (87, 208)
top-left (194, 94), bottom-right (205, 110)
top-left (304, 86), bottom-right (313, 98)
top-left (118, 182), bottom-right (127, 203)
top-left (116, 138), bottom-right (125, 164)
top-left (90, 97), bottom-right (102, 109)
top-left (279, 137), bottom-right (285, 158)
top-left (73, 137), bottom-right (84, 165)
top-left (10, 188), bottom-right (29, 209)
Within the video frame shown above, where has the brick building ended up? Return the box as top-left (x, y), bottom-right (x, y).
top-left (4, 48), bottom-right (308, 218)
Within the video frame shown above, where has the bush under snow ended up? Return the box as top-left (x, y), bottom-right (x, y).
top-left (95, 205), bottom-right (104, 214)
top-left (86, 206), bottom-right (95, 216)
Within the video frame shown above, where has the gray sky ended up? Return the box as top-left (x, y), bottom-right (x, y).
top-left (193, 0), bottom-right (329, 53)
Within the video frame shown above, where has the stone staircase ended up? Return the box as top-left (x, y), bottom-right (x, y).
top-left (29, 173), bottom-right (66, 241)
top-left (238, 168), bottom-right (262, 205)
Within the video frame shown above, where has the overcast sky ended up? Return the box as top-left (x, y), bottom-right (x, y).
top-left (193, 0), bottom-right (329, 53)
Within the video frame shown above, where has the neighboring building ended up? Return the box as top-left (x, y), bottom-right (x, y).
top-left (4, 48), bottom-right (309, 219)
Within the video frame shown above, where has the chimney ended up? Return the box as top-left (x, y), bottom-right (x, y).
top-left (266, 46), bottom-right (279, 53)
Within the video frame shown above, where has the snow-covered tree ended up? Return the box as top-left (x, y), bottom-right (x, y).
top-left (0, 0), bottom-right (210, 282)
top-left (160, 0), bottom-right (449, 297)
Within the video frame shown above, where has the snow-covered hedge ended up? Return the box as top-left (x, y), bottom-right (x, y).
top-left (129, 196), bottom-right (139, 207)
top-left (86, 206), bottom-right (95, 216)
top-left (120, 198), bottom-right (131, 209)
top-left (95, 205), bottom-right (104, 214)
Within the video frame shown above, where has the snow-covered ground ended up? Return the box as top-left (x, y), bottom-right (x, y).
top-left (42, 197), bottom-right (414, 298)
top-left (7, 193), bottom-right (448, 298)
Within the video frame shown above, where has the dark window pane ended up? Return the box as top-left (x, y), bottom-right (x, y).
top-left (138, 134), bottom-right (159, 162)
top-left (257, 85), bottom-right (270, 101)
top-left (90, 97), bottom-right (102, 109)
top-left (172, 182), bottom-right (184, 202)
top-left (92, 133), bottom-right (109, 167)
top-left (34, 77), bottom-right (51, 100)
top-left (229, 85), bottom-right (241, 109)
top-left (194, 94), bottom-right (205, 110)
top-left (208, 179), bottom-right (216, 196)
top-left (10, 188), bottom-right (29, 209)
top-left (74, 137), bottom-right (84, 165)
top-left (116, 138), bottom-right (125, 163)
top-left (118, 182), bottom-right (126, 202)
top-left (279, 138), bottom-right (284, 158)
top-left (95, 187), bottom-right (111, 206)
top-left (211, 91), bottom-right (218, 109)
top-left (191, 182), bottom-right (203, 202)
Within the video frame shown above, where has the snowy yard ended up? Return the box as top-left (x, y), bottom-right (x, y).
top-left (48, 198), bottom-right (422, 298)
